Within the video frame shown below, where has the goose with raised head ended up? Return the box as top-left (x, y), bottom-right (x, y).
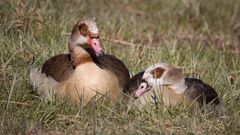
top-left (30, 20), bottom-right (129, 105)
top-left (41, 19), bottom-right (130, 89)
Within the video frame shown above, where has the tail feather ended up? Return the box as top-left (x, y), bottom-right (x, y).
top-left (30, 68), bottom-right (58, 101)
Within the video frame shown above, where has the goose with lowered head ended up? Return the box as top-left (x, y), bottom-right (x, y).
top-left (125, 63), bottom-right (224, 113)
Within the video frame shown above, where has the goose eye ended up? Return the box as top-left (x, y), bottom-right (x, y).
top-left (79, 24), bottom-right (88, 37)
top-left (80, 28), bottom-right (88, 36)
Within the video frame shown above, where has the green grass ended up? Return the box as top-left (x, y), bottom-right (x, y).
top-left (0, 0), bottom-right (240, 134)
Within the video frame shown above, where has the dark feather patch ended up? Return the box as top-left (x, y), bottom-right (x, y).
top-left (150, 67), bottom-right (165, 79)
top-left (98, 54), bottom-right (130, 87)
top-left (184, 78), bottom-right (220, 105)
top-left (123, 71), bottom-right (144, 94)
top-left (41, 54), bottom-right (74, 82)
top-left (85, 48), bottom-right (103, 69)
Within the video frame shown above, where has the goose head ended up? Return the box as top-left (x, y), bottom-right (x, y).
top-left (134, 63), bottom-right (187, 98)
top-left (68, 19), bottom-right (104, 56)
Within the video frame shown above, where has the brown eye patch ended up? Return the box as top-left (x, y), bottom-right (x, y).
top-left (150, 67), bottom-right (165, 79)
top-left (79, 23), bottom-right (88, 37)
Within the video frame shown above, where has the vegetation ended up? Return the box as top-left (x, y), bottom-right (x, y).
top-left (0, 0), bottom-right (240, 134)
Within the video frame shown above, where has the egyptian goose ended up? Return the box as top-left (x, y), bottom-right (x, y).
top-left (41, 19), bottom-right (130, 89)
top-left (30, 20), bottom-right (129, 105)
top-left (127, 63), bottom-right (224, 113)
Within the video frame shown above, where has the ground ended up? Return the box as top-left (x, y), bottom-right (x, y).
top-left (0, 0), bottom-right (240, 134)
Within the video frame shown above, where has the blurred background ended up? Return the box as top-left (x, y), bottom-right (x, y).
top-left (1, 0), bottom-right (239, 51)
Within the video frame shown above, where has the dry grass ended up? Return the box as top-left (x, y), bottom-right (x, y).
top-left (0, 0), bottom-right (240, 134)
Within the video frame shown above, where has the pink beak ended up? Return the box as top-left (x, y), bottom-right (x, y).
top-left (134, 83), bottom-right (152, 98)
top-left (88, 35), bottom-right (104, 56)
top-left (135, 88), bottom-right (146, 97)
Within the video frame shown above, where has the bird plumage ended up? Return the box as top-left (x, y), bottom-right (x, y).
top-left (129, 63), bottom-right (224, 113)
top-left (30, 19), bottom-right (129, 105)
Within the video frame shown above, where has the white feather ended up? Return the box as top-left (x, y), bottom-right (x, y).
top-left (30, 68), bottom-right (58, 101)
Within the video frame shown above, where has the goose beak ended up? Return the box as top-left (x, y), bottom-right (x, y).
top-left (134, 82), bottom-right (152, 98)
top-left (88, 33), bottom-right (104, 56)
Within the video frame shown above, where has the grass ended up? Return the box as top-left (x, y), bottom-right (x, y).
top-left (0, 0), bottom-right (240, 134)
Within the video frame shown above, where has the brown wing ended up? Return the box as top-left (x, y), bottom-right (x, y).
top-left (184, 78), bottom-right (220, 105)
top-left (41, 54), bottom-right (74, 82)
top-left (98, 54), bottom-right (130, 88)
top-left (41, 53), bottom-right (130, 85)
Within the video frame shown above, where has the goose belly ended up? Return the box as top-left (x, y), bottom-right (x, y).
top-left (57, 63), bottom-right (120, 105)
